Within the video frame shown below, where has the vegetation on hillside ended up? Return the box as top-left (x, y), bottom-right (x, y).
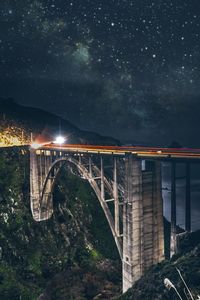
top-left (0, 116), bottom-right (31, 146)
top-left (0, 148), bottom-right (121, 300)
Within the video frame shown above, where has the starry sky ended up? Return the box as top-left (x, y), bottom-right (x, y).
top-left (1, 0), bottom-right (200, 145)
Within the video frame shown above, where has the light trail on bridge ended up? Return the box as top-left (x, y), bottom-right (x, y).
top-left (34, 143), bottom-right (200, 160)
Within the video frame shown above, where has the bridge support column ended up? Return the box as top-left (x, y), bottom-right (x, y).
top-left (100, 157), bottom-right (105, 200)
top-left (170, 162), bottom-right (177, 257)
top-left (185, 162), bottom-right (191, 232)
top-left (113, 157), bottom-right (120, 237)
top-left (122, 155), bottom-right (164, 293)
top-left (89, 156), bottom-right (92, 177)
top-left (30, 149), bottom-right (53, 221)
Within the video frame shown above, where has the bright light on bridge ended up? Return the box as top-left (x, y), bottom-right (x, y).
top-left (31, 143), bottom-right (42, 149)
top-left (54, 136), bottom-right (65, 144)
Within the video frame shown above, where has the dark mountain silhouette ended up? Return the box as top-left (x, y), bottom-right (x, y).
top-left (0, 98), bottom-right (120, 145)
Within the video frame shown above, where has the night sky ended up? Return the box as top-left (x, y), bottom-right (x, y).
top-left (1, 0), bottom-right (200, 145)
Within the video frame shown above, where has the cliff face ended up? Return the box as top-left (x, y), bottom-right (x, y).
top-left (0, 147), bottom-right (121, 300)
top-left (0, 98), bottom-right (120, 146)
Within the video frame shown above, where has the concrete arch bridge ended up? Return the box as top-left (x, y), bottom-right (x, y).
top-left (30, 144), bottom-right (198, 292)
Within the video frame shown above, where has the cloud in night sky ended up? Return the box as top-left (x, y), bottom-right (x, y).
top-left (0, 0), bottom-right (200, 145)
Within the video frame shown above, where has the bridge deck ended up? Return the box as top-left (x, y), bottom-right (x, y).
top-left (35, 143), bottom-right (200, 160)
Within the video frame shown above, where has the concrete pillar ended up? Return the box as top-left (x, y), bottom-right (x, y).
top-left (113, 157), bottom-right (120, 236)
top-left (30, 149), bottom-right (40, 221)
top-left (30, 149), bottom-right (53, 221)
top-left (142, 161), bottom-right (165, 269)
top-left (170, 162), bottom-right (177, 257)
top-left (89, 156), bottom-right (92, 178)
top-left (154, 162), bottom-right (165, 262)
top-left (185, 163), bottom-right (191, 232)
top-left (101, 156), bottom-right (105, 200)
top-left (123, 156), bottom-right (143, 293)
top-left (122, 155), bottom-right (164, 293)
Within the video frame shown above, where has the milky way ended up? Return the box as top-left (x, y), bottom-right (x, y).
top-left (0, 0), bottom-right (200, 145)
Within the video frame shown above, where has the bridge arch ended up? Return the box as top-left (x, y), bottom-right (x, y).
top-left (30, 148), bottom-right (165, 293)
top-left (30, 152), bottom-right (122, 258)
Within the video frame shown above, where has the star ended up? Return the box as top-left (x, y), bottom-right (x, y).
top-left (0, 0), bottom-right (199, 146)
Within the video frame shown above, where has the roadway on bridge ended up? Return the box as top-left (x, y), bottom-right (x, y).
top-left (34, 143), bottom-right (200, 160)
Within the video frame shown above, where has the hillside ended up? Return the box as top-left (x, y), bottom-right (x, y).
top-left (0, 147), bottom-right (121, 300)
top-left (0, 98), bottom-right (120, 147)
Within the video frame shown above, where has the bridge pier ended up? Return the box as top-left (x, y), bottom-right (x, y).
top-left (30, 149), bottom-right (54, 221)
top-left (185, 162), bottom-right (191, 232)
top-left (122, 155), bottom-right (164, 293)
top-left (113, 157), bottom-right (120, 237)
top-left (170, 162), bottom-right (177, 257)
top-left (170, 162), bottom-right (192, 258)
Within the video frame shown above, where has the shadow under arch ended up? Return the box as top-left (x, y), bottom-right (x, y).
top-left (40, 156), bottom-right (122, 259)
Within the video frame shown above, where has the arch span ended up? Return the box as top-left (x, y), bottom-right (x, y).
top-left (30, 148), bottom-right (165, 293)
top-left (30, 151), bottom-right (122, 258)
